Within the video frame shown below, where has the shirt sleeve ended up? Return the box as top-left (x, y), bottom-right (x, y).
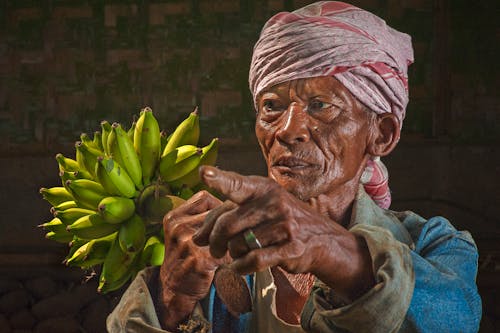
top-left (400, 216), bottom-right (481, 332)
top-left (300, 224), bottom-right (414, 333)
top-left (300, 217), bottom-right (482, 333)
top-left (106, 267), bottom-right (210, 333)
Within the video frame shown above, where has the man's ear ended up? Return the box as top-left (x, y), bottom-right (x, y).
top-left (366, 113), bottom-right (400, 157)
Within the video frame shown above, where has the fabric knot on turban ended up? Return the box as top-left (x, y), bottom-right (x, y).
top-left (249, 1), bottom-right (414, 127)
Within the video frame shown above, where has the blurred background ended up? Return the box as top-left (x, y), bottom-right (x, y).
top-left (0, 0), bottom-right (498, 332)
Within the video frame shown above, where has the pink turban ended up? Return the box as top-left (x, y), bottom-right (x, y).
top-left (249, 1), bottom-right (414, 209)
top-left (249, 1), bottom-right (414, 126)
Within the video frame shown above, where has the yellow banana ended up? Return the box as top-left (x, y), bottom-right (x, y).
top-left (40, 187), bottom-right (74, 206)
top-left (161, 108), bottom-right (200, 157)
top-left (107, 126), bottom-right (125, 167)
top-left (96, 156), bottom-right (137, 198)
top-left (101, 120), bottom-right (112, 156)
top-left (168, 138), bottom-right (219, 189)
top-left (98, 196), bottom-right (135, 224)
top-left (65, 179), bottom-right (107, 210)
top-left (67, 213), bottom-right (120, 240)
top-left (113, 123), bottom-right (143, 189)
top-left (134, 108), bottom-right (161, 186)
top-left (55, 153), bottom-right (79, 172)
top-left (118, 214), bottom-right (145, 253)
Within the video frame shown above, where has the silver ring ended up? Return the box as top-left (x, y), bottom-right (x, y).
top-left (243, 229), bottom-right (262, 250)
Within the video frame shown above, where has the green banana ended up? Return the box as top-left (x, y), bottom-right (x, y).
top-left (113, 123), bottom-right (143, 189)
top-left (134, 108), bottom-right (161, 186)
top-left (76, 141), bottom-right (102, 178)
top-left (67, 213), bottom-right (120, 239)
top-left (107, 126), bottom-right (125, 168)
top-left (60, 170), bottom-right (78, 189)
top-left (142, 194), bottom-right (185, 225)
top-left (45, 230), bottom-right (74, 243)
top-left (66, 237), bottom-right (88, 261)
top-left (40, 187), bottom-right (74, 206)
top-left (98, 237), bottom-right (138, 293)
top-left (96, 156), bottom-right (137, 198)
top-left (65, 179), bottom-right (108, 210)
top-left (118, 214), bottom-right (145, 253)
top-left (101, 120), bottom-right (112, 156)
top-left (161, 108), bottom-right (200, 157)
top-left (50, 200), bottom-right (77, 214)
top-left (55, 153), bottom-right (79, 172)
top-left (53, 207), bottom-right (96, 225)
top-left (178, 185), bottom-right (195, 200)
top-left (98, 196), bottom-right (135, 224)
top-left (93, 131), bottom-right (103, 151)
top-left (38, 217), bottom-right (66, 233)
top-left (150, 242), bottom-right (165, 266)
top-left (160, 130), bottom-right (169, 153)
top-left (127, 121), bottom-right (136, 141)
top-left (95, 157), bottom-right (122, 196)
top-left (66, 233), bottom-right (115, 268)
top-left (168, 138), bottom-right (219, 189)
top-left (140, 235), bottom-right (163, 267)
top-left (159, 145), bottom-right (202, 182)
top-left (80, 132), bottom-right (99, 150)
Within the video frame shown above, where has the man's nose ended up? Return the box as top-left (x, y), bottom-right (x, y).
top-left (275, 104), bottom-right (310, 145)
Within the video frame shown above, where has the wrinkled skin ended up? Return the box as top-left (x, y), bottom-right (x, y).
top-left (158, 76), bottom-right (400, 329)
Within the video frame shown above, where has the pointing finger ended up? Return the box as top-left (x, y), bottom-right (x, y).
top-left (199, 166), bottom-right (270, 205)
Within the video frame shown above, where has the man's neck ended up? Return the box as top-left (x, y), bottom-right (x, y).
top-left (306, 176), bottom-right (361, 227)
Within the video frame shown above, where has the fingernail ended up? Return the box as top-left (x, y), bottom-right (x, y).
top-left (202, 167), bottom-right (216, 179)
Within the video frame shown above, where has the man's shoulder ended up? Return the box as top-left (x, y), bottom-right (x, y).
top-left (390, 209), bottom-right (477, 253)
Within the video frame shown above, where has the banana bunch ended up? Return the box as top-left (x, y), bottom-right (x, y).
top-left (39, 107), bottom-right (219, 293)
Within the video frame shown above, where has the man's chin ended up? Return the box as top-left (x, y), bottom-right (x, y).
top-left (269, 171), bottom-right (314, 201)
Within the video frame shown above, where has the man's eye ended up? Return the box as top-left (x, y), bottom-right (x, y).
top-left (308, 100), bottom-right (331, 112)
top-left (262, 100), bottom-right (283, 112)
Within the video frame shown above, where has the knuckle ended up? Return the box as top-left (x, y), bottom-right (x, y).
top-left (249, 252), bottom-right (264, 271)
top-left (163, 211), bottom-right (177, 226)
top-left (283, 221), bottom-right (299, 241)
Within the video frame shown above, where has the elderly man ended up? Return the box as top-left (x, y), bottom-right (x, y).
top-left (107, 2), bottom-right (481, 332)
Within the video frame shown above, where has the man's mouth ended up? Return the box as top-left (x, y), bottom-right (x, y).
top-left (272, 156), bottom-right (316, 171)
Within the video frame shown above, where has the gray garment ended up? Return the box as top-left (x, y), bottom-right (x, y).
top-left (107, 186), bottom-right (479, 332)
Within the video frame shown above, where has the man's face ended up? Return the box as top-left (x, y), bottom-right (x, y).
top-left (255, 76), bottom-right (372, 201)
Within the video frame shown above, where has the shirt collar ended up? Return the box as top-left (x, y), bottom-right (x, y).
top-left (348, 185), bottom-right (415, 249)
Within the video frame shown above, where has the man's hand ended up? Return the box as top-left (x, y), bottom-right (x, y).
top-left (158, 190), bottom-right (229, 330)
top-left (193, 166), bottom-right (375, 303)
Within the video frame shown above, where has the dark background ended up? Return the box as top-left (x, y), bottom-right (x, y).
top-left (0, 0), bottom-right (498, 332)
